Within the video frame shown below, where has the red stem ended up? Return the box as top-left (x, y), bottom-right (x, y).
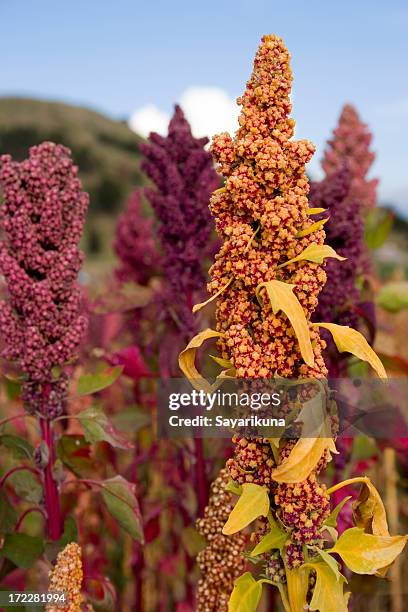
top-left (40, 419), bottom-right (62, 541)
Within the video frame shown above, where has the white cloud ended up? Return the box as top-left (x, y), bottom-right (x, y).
top-left (128, 103), bottom-right (169, 138)
top-left (128, 86), bottom-right (239, 139)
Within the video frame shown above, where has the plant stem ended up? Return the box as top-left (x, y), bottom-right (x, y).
top-left (40, 418), bottom-right (62, 541)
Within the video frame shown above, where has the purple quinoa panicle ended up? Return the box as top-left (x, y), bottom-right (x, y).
top-left (114, 188), bottom-right (158, 285)
top-left (0, 142), bottom-right (89, 417)
top-left (140, 104), bottom-right (219, 335)
top-left (311, 165), bottom-right (364, 328)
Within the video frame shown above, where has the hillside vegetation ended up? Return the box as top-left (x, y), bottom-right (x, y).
top-left (0, 97), bottom-right (145, 216)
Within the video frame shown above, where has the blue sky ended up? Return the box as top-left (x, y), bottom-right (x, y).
top-left (1, 1), bottom-right (408, 216)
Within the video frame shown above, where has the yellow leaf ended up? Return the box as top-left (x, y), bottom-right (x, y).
top-left (178, 329), bottom-right (223, 392)
top-left (296, 218), bottom-right (328, 237)
top-left (272, 436), bottom-right (333, 483)
top-left (192, 278), bottom-right (233, 313)
top-left (209, 355), bottom-right (234, 369)
top-left (352, 477), bottom-right (390, 537)
top-left (308, 207), bottom-right (327, 215)
top-left (286, 567), bottom-right (310, 612)
top-left (228, 572), bottom-right (262, 612)
top-left (304, 562), bottom-right (348, 612)
top-left (314, 322), bottom-right (387, 378)
top-left (222, 483), bottom-right (269, 535)
top-left (278, 243), bottom-right (345, 269)
top-left (329, 527), bottom-right (408, 575)
top-left (256, 280), bottom-right (315, 367)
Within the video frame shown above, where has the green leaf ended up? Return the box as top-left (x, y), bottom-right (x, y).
top-left (4, 378), bottom-right (21, 400)
top-left (45, 517), bottom-right (78, 562)
top-left (0, 490), bottom-right (17, 534)
top-left (0, 435), bottom-right (33, 460)
top-left (57, 434), bottom-right (94, 477)
top-left (377, 281), bottom-right (408, 313)
top-left (278, 243), bottom-right (345, 269)
top-left (228, 572), bottom-right (262, 612)
top-left (251, 525), bottom-right (287, 556)
top-left (77, 405), bottom-right (133, 449)
top-left (112, 407), bottom-right (151, 433)
top-left (325, 496), bottom-right (352, 528)
top-left (256, 280), bottom-right (315, 367)
top-left (101, 476), bottom-right (143, 542)
top-left (365, 208), bottom-right (394, 249)
top-left (225, 480), bottom-right (242, 496)
top-left (0, 533), bottom-right (44, 568)
top-left (9, 471), bottom-right (42, 504)
top-left (77, 365), bottom-right (123, 396)
top-left (303, 561), bottom-right (348, 612)
top-left (181, 527), bottom-right (206, 556)
top-left (314, 322), bottom-right (386, 378)
top-left (223, 483), bottom-right (269, 535)
top-left (329, 527), bottom-right (407, 575)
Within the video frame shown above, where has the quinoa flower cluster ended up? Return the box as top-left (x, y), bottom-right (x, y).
top-left (310, 166), bottom-right (363, 331)
top-left (0, 142), bottom-right (88, 416)
top-left (140, 105), bottom-right (219, 335)
top-left (114, 188), bottom-right (158, 285)
top-left (197, 34), bottom-right (332, 608)
top-left (196, 469), bottom-right (246, 611)
top-left (46, 542), bottom-right (83, 612)
top-left (321, 104), bottom-right (378, 210)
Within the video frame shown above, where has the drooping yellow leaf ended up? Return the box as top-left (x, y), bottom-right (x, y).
top-left (352, 478), bottom-right (390, 537)
top-left (228, 572), bottom-right (262, 612)
top-left (307, 207), bottom-right (327, 215)
top-left (222, 483), bottom-right (269, 535)
top-left (296, 218), bottom-right (328, 237)
top-left (192, 278), bottom-right (233, 313)
top-left (178, 329), bottom-right (223, 392)
top-left (286, 567), bottom-right (310, 612)
top-left (314, 322), bottom-right (387, 378)
top-left (209, 354), bottom-right (234, 369)
top-left (256, 280), bottom-right (315, 367)
top-left (250, 524), bottom-right (288, 556)
top-left (277, 243), bottom-right (345, 269)
top-left (329, 527), bottom-right (408, 575)
top-left (304, 562), bottom-right (348, 612)
top-left (272, 434), bottom-right (336, 484)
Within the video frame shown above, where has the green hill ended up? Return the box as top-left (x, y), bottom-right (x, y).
top-left (0, 97), bottom-right (144, 216)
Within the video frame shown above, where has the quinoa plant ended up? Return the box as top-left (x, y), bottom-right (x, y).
top-left (0, 143), bottom-right (141, 608)
top-left (321, 104), bottom-right (378, 211)
top-left (180, 35), bottom-right (407, 611)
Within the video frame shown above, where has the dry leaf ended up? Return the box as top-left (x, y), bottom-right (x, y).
top-left (256, 280), bottom-right (315, 367)
top-left (314, 322), bottom-right (387, 378)
top-left (296, 218), bottom-right (328, 237)
top-left (178, 328), bottom-right (223, 392)
top-left (278, 243), bottom-right (345, 269)
top-left (222, 483), bottom-right (269, 535)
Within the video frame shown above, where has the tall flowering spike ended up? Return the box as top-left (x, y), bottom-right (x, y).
top-left (114, 188), bottom-right (158, 285)
top-left (311, 166), bottom-right (364, 326)
top-left (46, 542), bottom-right (83, 612)
top-left (195, 35), bottom-right (330, 610)
top-left (0, 142), bottom-right (89, 416)
top-left (196, 469), bottom-right (246, 611)
top-left (321, 104), bottom-right (378, 209)
top-left (209, 35), bottom-right (326, 380)
top-left (140, 105), bottom-right (219, 334)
